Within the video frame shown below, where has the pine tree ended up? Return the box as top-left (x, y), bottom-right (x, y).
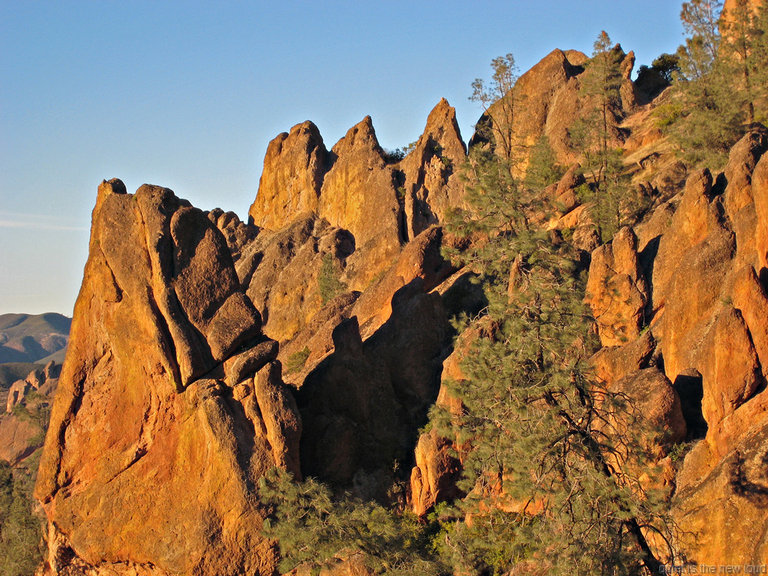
top-left (524, 134), bottom-right (565, 194)
top-left (258, 468), bottom-right (447, 575)
top-left (719, 0), bottom-right (758, 124)
top-left (470, 54), bottom-right (520, 161)
top-left (679, 0), bottom-right (722, 78)
top-left (572, 31), bottom-right (632, 242)
top-left (436, 135), bottom-right (674, 575)
top-left (666, 0), bottom-right (764, 168)
top-left (0, 461), bottom-right (44, 576)
top-left (750, 2), bottom-right (768, 120)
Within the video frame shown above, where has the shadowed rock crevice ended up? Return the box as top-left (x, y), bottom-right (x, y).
top-left (673, 370), bottom-right (708, 440)
top-left (296, 279), bottom-right (451, 500)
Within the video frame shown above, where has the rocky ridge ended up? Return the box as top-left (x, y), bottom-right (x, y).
top-left (0, 313), bottom-right (70, 364)
top-left (31, 46), bottom-right (768, 574)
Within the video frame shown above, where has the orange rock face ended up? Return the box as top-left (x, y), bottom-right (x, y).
top-left (593, 129), bottom-right (768, 564)
top-left (398, 98), bottom-right (467, 240)
top-left (585, 227), bottom-right (649, 347)
top-left (248, 121), bottom-right (328, 231)
top-left (241, 101), bottom-right (467, 344)
top-left (35, 180), bottom-right (300, 576)
top-left (317, 116), bottom-right (403, 290)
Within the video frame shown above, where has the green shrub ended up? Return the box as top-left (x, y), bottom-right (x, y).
top-left (318, 253), bottom-right (347, 304)
top-left (285, 347), bottom-right (310, 375)
top-left (0, 461), bottom-right (45, 576)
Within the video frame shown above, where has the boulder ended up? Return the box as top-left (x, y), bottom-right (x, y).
top-left (208, 208), bottom-right (259, 263)
top-left (610, 367), bottom-right (687, 451)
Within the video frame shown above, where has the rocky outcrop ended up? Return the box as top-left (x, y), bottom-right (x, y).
top-left (0, 362), bottom-right (59, 467)
top-left (471, 46), bottom-right (637, 172)
top-left (248, 121), bottom-right (328, 231)
top-left (35, 180), bottom-right (300, 576)
top-left (208, 207), bottom-right (259, 262)
top-left (29, 48), bottom-right (768, 573)
top-left (243, 102), bottom-right (467, 326)
top-left (650, 169), bottom-right (736, 382)
top-left (673, 418), bottom-right (768, 565)
top-left (409, 326), bottom-right (470, 516)
top-left (248, 116), bottom-right (403, 293)
top-left (585, 227), bottom-right (649, 346)
top-left (277, 225), bottom-right (455, 388)
top-left (582, 129), bottom-right (768, 564)
top-left (398, 99), bottom-right (467, 240)
top-left (5, 361), bottom-right (60, 413)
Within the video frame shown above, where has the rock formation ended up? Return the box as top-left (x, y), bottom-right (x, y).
top-left (397, 98), bottom-right (467, 240)
top-left (0, 361), bottom-right (59, 466)
top-left (5, 361), bottom-right (60, 414)
top-left (35, 180), bottom-right (300, 575)
top-left (471, 45), bottom-right (636, 173)
top-left (29, 46), bottom-right (768, 573)
top-left (248, 121), bottom-right (328, 231)
top-left (245, 100), bottom-right (467, 317)
top-left (583, 129), bottom-right (768, 564)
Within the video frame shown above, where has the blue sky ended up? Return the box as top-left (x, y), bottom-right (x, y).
top-left (0, 1), bottom-right (685, 315)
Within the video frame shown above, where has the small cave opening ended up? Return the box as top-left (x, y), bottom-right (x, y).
top-left (673, 369), bottom-right (708, 440)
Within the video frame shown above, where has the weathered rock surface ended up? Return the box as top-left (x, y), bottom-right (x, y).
top-left (398, 99), bottom-right (467, 240)
top-left (597, 129), bottom-right (768, 563)
top-left (609, 367), bottom-right (687, 451)
top-left (651, 169), bottom-right (737, 383)
top-left (248, 115), bottom-right (404, 294)
top-left (208, 207), bottom-right (259, 262)
top-left (673, 418), bottom-right (768, 565)
top-left (238, 215), bottom-right (355, 343)
top-left (317, 116), bottom-right (403, 290)
top-left (35, 180), bottom-right (300, 576)
top-left (277, 225), bottom-right (454, 388)
top-left (248, 121), bottom-right (328, 231)
top-left (585, 227), bottom-right (649, 346)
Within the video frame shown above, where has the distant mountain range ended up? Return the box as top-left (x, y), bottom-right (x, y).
top-left (0, 313), bottom-right (71, 365)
